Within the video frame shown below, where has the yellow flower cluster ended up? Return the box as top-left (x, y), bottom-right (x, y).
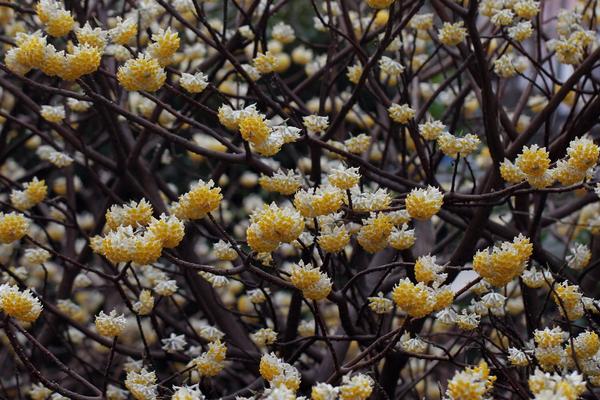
top-left (124, 368), bottom-right (158, 400)
top-left (10, 177), bottom-right (47, 211)
top-left (246, 203), bottom-right (304, 252)
top-left (106, 198), bottom-right (154, 230)
top-left (259, 353), bottom-right (301, 391)
top-left (0, 284), bottom-right (43, 322)
top-left (290, 261), bottom-right (332, 300)
top-left (357, 212), bottom-right (394, 253)
top-left (472, 234), bottom-right (533, 287)
top-left (528, 369), bottom-right (586, 400)
top-left (553, 281), bottom-right (584, 321)
top-left (388, 103), bottom-right (415, 124)
top-left (95, 309), bottom-right (126, 337)
top-left (446, 361), bottom-right (496, 400)
top-left (339, 374), bottom-right (374, 400)
top-left (94, 199), bottom-right (185, 264)
top-left (503, 137), bottom-right (599, 188)
top-left (259, 170), bottom-right (303, 195)
top-left (0, 212), bottom-right (29, 244)
top-left (392, 278), bottom-right (434, 318)
top-left (36, 0), bottom-right (75, 37)
top-left (294, 186), bottom-right (344, 218)
top-left (171, 179), bottom-right (223, 220)
top-left (117, 54), bottom-right (167, 92)
top-left (194, 339), bottom-right (227, 377)
top-left (405, 186), bottom-right (443, 220)
top-left (147, 27), bottom-right (180, 66)
top-left (438, 21), bottom-right (467, 46)
top-left (5, 30), bottom-right (102, 80)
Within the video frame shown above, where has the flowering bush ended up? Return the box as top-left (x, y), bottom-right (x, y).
top-left (1, 0), bottom-right (600, 399)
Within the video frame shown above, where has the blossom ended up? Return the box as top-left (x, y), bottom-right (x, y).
top-left (0, 284), bottom-right (43, 322)
top-left (405, 186), bottom-right (443, 220)
top-left (125, 369), bottom-right (158, 400)
top-left (438, 21), bottom-right (467, 46)
top-left (0, 212), bottom-right (29, 244)
top-left (392, 278), bottom-right (434, 318)
top-left (95, 310), bottom-right (126, 337)
top-left (339, 374), bottom-right (373, 400)
top-left (388, 103), bottom-right (415, 124)
top-left (108, 17), bottom-right (138, 45)
top-left (179, 72), bottom-right (209, 93)
top-left (171, 179), bottom-right (223, 220)
top-left (117, 54), bottom-right (166, 92)
top-left (290, 261), bottom-right (332, 300)
top-left (473, 235), bottom-right (533, 287)
top-left (446, 361), bottom-right (496, 400)
top-left (147, 27), bottom-right (180, 66)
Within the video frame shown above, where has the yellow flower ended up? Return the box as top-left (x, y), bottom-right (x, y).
top-left (253, 51), bottom-right (279, 74)
top-left (239, 113), bottom-right (271, 146)
top-left (179, 72), bottom-right (208, 94)
top-left (357, 212), bottom-right (393, 253)
top-left (131, 232), bottom-right (163, 265)
top-left (290, 261), bottom-right (323, 288)
top-left (259, 169), bottom-right (303, 195)
top-left (294, 186), bottom-right (344, 218)
top-left (11, 177), bottom-right (48, 210)
top-left (553, 281), bottom-right (584, 320)
top-left (328, 165), bottom-right (360, 190)
top-left (108, 16), bottom-right (138, 45)
top-left (61, 44), bottom-right (102, 81)
top-left (75, 22), bottom-right (108, 50)
top-left (247, 203), bottom-right (304, 252)
top-left (117, 54), bottom-right (166, 92)
top-left (388, 224), bottom-right (415, 250)
top-left (171, 179), bottom-right (223, 220)
top-left (438, 21), bottom-right (467, 46)
top-left (147, 214), bottom-right (185, 248)
top-left (147, 27), bottom-right (180, 66)
top-left (405, 186), bottom-right (443, 220)
top-left (446, 361), bottom-right (495, 400)
top-left (0, 212), bottom-right (29, 244)
top-left (388, 103), bottom-right (415, 124)
top-left (472, 235), bottom-right (532, 287)
top-left (14, 32), bottom-right (47, 69)
top-left (345, 134), bottom-right (371, 154)
top-left (45, 9), bottom-right (75, 37)
top-left (133, 289), bottom-right (154, 316)
top-left (0, 284), bottom-right (43, 322)
top-left (124, 369), bottom-right (157, 400)
top-left (567, 136), bottom-right (599, 171)
top-left (195, 340), bottom-right (228, 377)
top-left (95, 309), bottom-right (126, 337)
top-left (500, 159), bottom-right (526, 184)
top-left (392, 278), bottom-right (434, 318)
top-left (347, 64), bottom-right (363, 84)
top-left (318, 225), bottom-right (350, 253)
top-left (516, 144), bottom-right (551, 177)
top-left (339, 374), bottom-right (373, 400)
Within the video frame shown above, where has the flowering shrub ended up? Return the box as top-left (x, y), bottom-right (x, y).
top-left (1, 0), bottom-right (600, 399)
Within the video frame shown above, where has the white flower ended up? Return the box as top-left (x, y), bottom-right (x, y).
top-left (303, 115), bottom-right (329, 135)
top-left (567, 243), bottom-right (591, 270)
top-left (379, 56), bottom-right (405, 77)
top-left (179, 72), bottom-right (209, 94)
top-left (161, 333), bottom-right (187, 352)
top-left (436, 307), bottom-right (458, 325)
top-left (154, 279), bottom-right (178, 296)
top-left (481, 292), bottom-right (506, 308)
top-left (400, 333), bottom-right (428, 353)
